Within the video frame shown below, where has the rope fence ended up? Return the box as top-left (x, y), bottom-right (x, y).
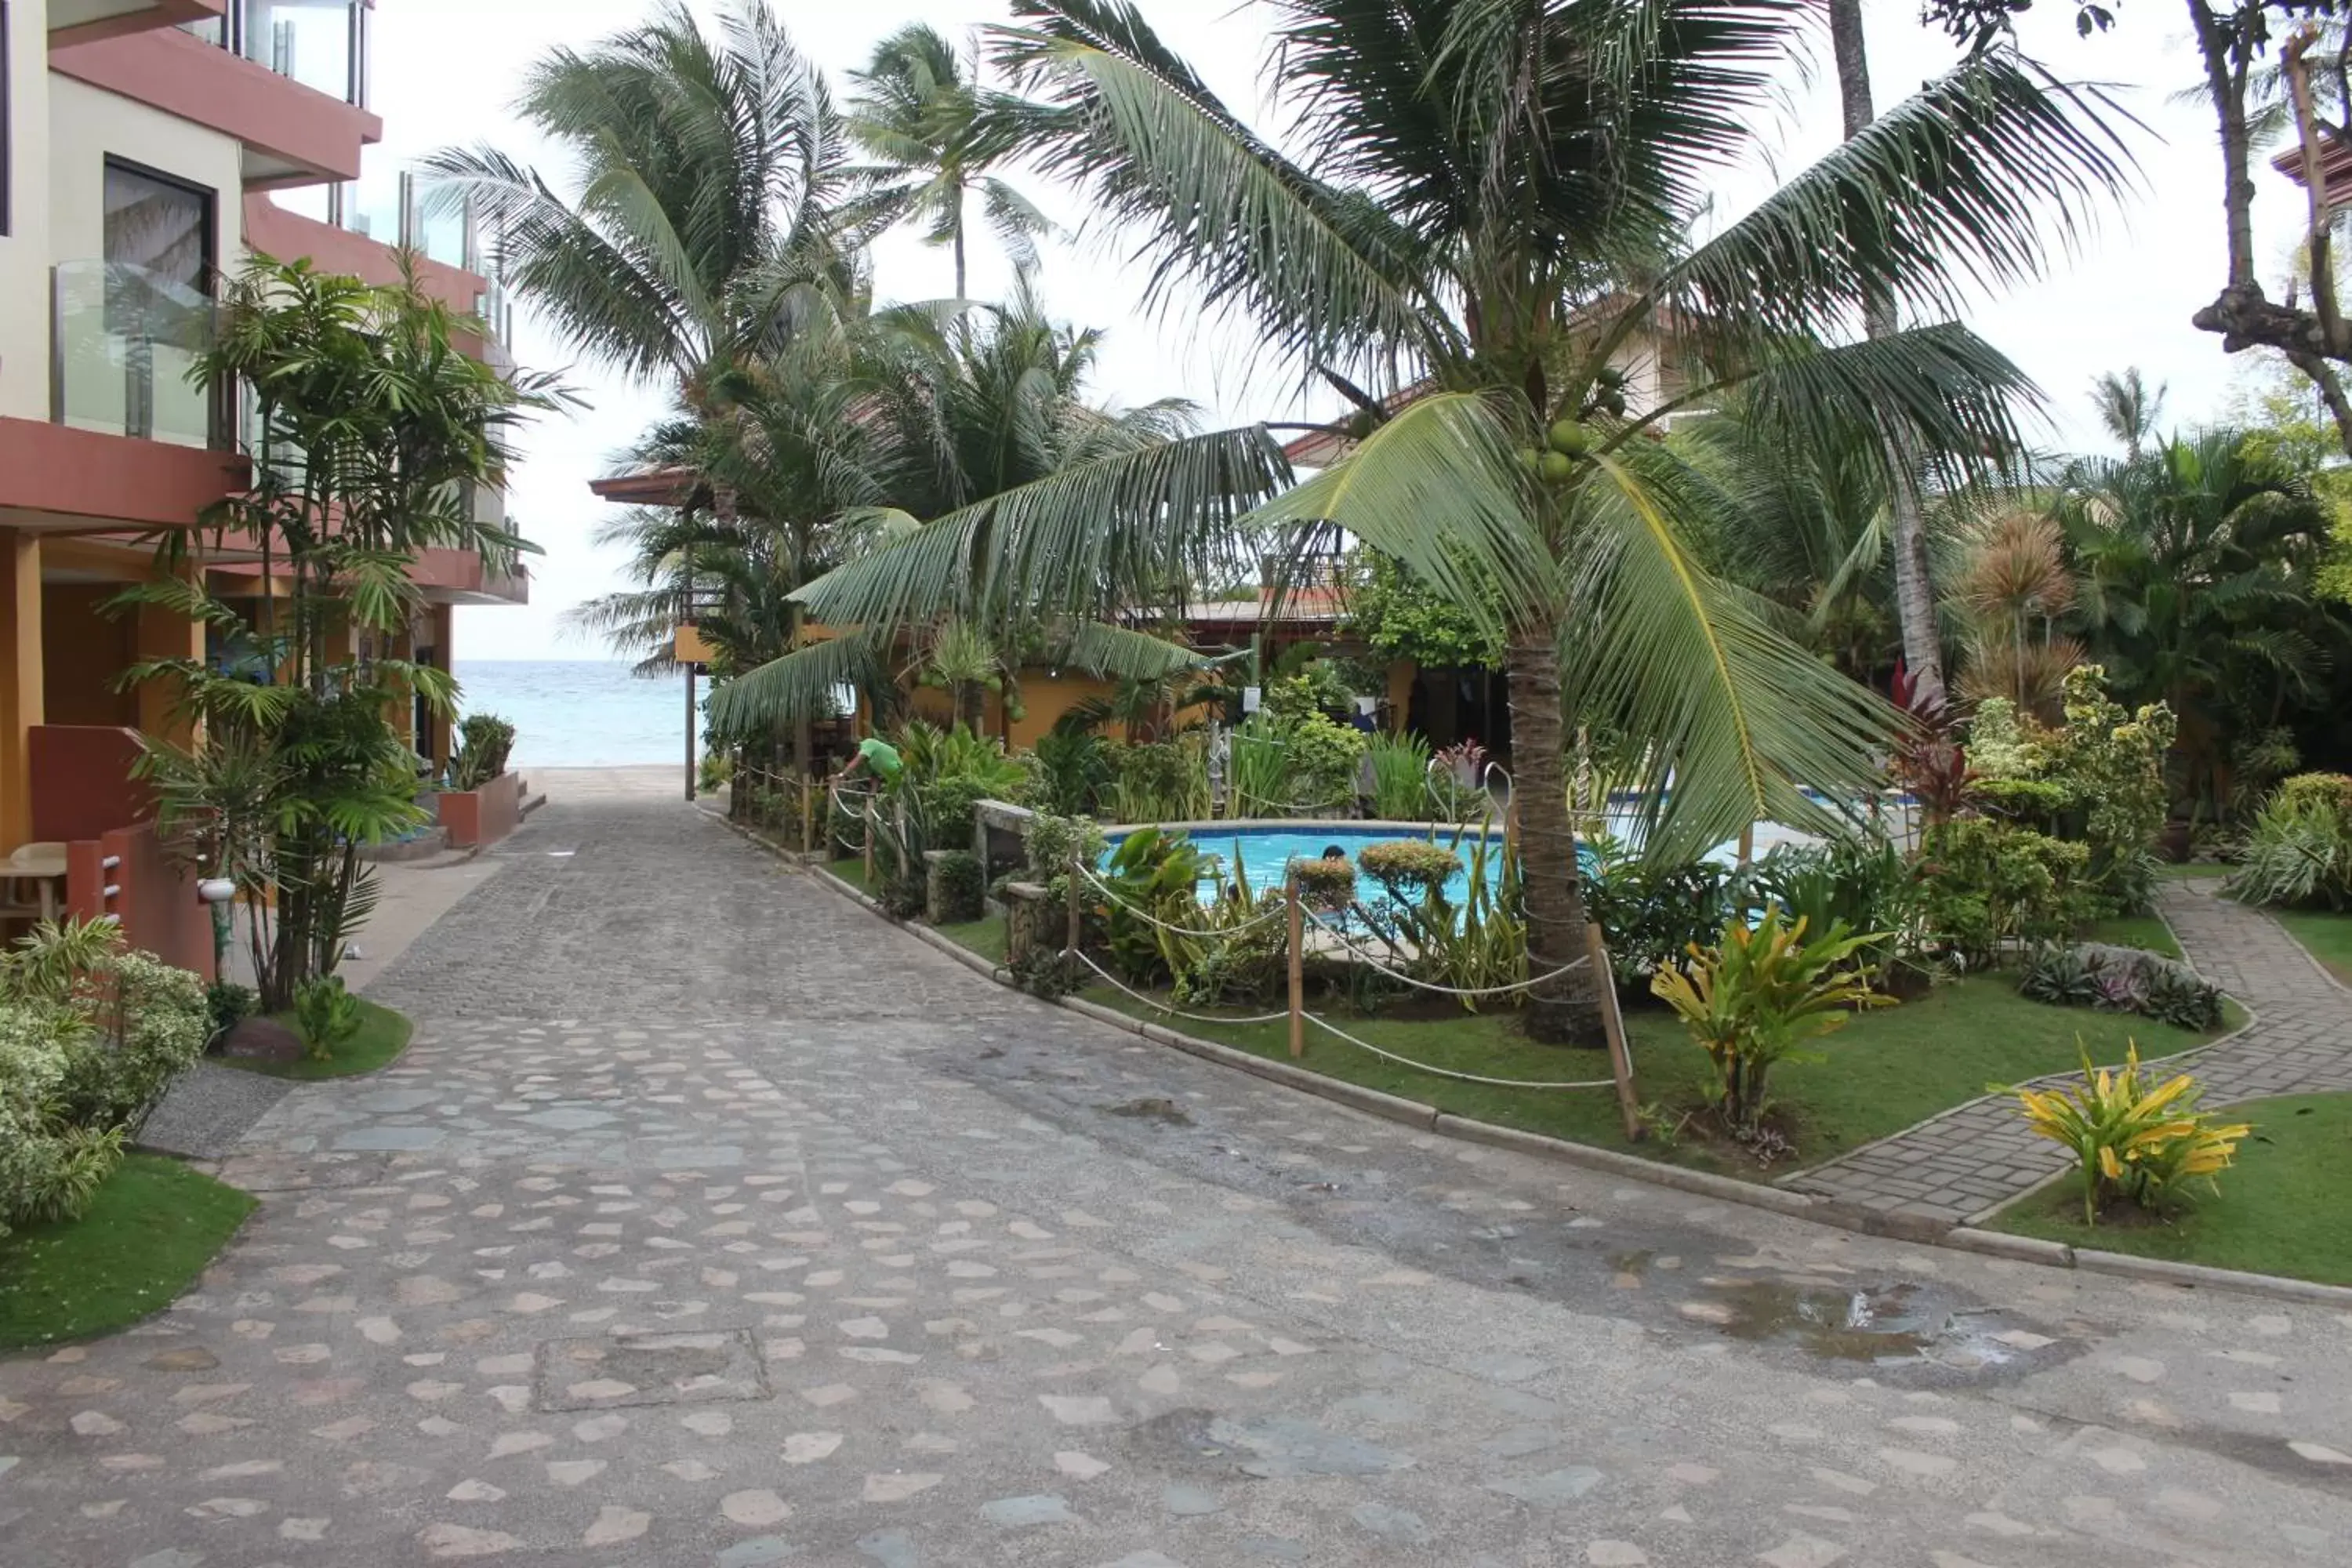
top-left (1054, 852), bottom-right (1646, 1138)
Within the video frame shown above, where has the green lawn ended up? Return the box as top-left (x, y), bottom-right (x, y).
top-left (938, 915), bottom-right (1008, 964)
top-left (220, 1000), bottom-right (412, 1081)
top-left (0, 1155), bottom-right (256, 1352)
top-left (920, 909), bottom-right (2234, 1176)
top-left (1993, 1093), bottom-right (2352, 1285)
top-left (2268, 908), bottom-right (2352, 985)
top-left (2087, 913), bottom-right (2180, 959)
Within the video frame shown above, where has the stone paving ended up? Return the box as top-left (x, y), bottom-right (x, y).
top-left (5, 780), bottom-right (2352, 1565)
top-left (1786, 878), bottom-right (2352, 1224)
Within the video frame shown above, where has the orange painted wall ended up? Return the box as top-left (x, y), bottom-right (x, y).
top-left (41, 586), bottom-right (139, 728)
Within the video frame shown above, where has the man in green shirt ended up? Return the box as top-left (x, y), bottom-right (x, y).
top-left (842, 735), bottom-right (902, 785)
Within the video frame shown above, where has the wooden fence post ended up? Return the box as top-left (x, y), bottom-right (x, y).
top-left (1585, 923), bottom-right (1643, 1142)
top-left (1287, 869), bottom-right (1305, 1059)
top-left (800, 773), bottom-right (816, 854)
top-left (1066, 855), bottom-right (1084, 957)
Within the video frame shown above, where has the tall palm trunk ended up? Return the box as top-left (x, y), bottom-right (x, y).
top-left (1829, 0), bottom-right (1946, 703)
top-left (1504, 617), bottom-right (1604, 1047)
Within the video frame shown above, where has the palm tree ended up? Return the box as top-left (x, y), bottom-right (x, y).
top-left (2059, 429), bottom-right (2337, 812)
top-left (847, 23), bottom-right (1053, 299)
top-left (1826, 0), bottom-right (1950, 706)
top-left (753, 0), bottom-right (2130, 1044)
top-left (699, 285), bottom-right (1251, 744)
top-left (422, 0), bottom-right (874, 402)
top-left (2090, 367), bottom-right (2166, 460)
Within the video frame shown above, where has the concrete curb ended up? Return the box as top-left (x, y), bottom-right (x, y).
top-left (776, 837), bottom-right (2352, 1309)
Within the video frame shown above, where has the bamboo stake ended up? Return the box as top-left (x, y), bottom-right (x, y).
top-left (1066, 855), bottom-right (1084, 958)
top-left (1287, 869), bottom-right (1305, 1059)
top-left (1587, 923), bottom-right (1643, 1142)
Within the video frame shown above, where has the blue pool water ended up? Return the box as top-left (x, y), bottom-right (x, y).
top-left (1104, 824), bottom-right (1603, 908)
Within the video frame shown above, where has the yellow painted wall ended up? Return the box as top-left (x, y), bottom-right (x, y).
top-left (0, 5), bottom-right (51, 423)
top-left (42, 583), bottom-right (138, 728)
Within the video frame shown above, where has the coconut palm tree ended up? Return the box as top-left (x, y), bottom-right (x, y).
top-left (421, 0), bottom-right (875, 401)
top-left (2089, 367), bottom-right (2166, 460)
top-left (749, 0), bottom-right (2131, 1044)
top-left (848, 22), bottom-right (1054, 299)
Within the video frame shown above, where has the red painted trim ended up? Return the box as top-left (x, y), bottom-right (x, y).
top-left (49, 0), bottom-right (223, 51)
top-left (0, 417), bottom-right (248, 529)
top-left (440, 771), bottom-right (520, 849)
top-left (243, 197), bottom-right (487, 316)
top-left (51, 25), bottom-right (383, 184)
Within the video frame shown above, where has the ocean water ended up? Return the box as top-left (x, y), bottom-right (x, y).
top-left (454, 660), bottom-right (698, 768)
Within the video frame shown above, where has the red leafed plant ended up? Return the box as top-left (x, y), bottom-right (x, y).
top-left (1889, 664), bottom-right (1973, 829)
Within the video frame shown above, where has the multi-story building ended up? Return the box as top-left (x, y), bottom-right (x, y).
top-left (0, 0), bottom-right (524, 973)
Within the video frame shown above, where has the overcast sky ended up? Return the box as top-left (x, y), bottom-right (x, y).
top-left (365, 0), bottom-right (2314, 661)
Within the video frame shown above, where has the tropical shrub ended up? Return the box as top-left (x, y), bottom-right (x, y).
top-left (1026, 729), bottom-right (1112, 818)
top-left (1290, 855), bottom-right (1357, 911)
top-left (931, 851), bottom-right (986, 924)
top-left (1107, 736), bottom-right (1210, 822)
top-left (2013, 1045), bottom-right (2250, 1224)
top-left (1167, 853), bottom-right (1288, 1008)
top-left (205, 981), bottom-right (258, 1047)
top-left (294, 975), bottom-right (365, 1062)
top-left (1583, 838), bottom-right (1739, 987)
top-left (1973, 776), bottom-right (2074, 832)
top-left (1965, 698), bottom-right (2051, 780)
top-left (1748, 836), bottom-right (1919, 976)
top-left (2018, 944), bottom-right (2225, 1031)
top-left (1363, 731), bottom-right (1435, 820)
top-left (2224, 772), bottom-right (2352, 909)
top-left (1916, 818), bottom-right (2093, 969)
top-left (449, 713), bottom-right (517, 790)
top-left (1651, 908), bottom-right (1892, 1131)
top-left (0, 920), bottom-right (209, 1234)
top-left (1428, 740), bottom-right (1494, 822)
top-left (1261, 665), bottom-right (1351, 726)
top-left (1094, 828), bottom-right (1211, 985)
top-left (1357, 840), bottom-right (1463, 903)
top-left (2045, 666), bottom-right (2174, 914)
top-left (1022, 811), bottom-right (1109, 884)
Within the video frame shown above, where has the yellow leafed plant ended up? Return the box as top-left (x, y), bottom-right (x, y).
top-left (2010, 1043), bottom-right (2252, 1225)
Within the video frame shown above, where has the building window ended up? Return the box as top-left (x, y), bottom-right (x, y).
top-left (105, 161), bottom-right (216, 285)
top-left (100, 161), bottom-right (217, 442)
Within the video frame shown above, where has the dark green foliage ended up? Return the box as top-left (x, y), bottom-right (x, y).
top-left (293, 976), bottom-right (365, 1062)
top-left (1917, 818), bottom-right (2094, 969)
top-left (1290, 855), bottom-right (1357, 910)
top-left (1343, 546), bottom-right (1507, 671)
top-left (1094, 827), bottom-right (1210, 985)
top-left (2017, 942), bottom-right (2224, 1031)
top-left (1973, 776), bottom-right (2074, 832)
top-left (934, 851), bottom-right (986, 924)
top-left (1008, 947), bottom-right (1083, 999)
top-left (1028, 729), bottom-right (1112, 816)
top-left (1584, 842), bottom-right (1740, 989)
top-left (1356, 840), bottom-right (1462, 902)
top-left (2226, 772), bottom-right (2352, 909)
top-left (205, 982), bottom-right (258, 1047)
top-left (449, 713), bottom-right (517, 790)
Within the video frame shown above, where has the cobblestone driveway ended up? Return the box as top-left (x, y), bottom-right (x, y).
top-left (4, 778), bottom-right (2352, 1566)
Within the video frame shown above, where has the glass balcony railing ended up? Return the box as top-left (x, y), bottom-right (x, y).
top-left (53, 261), bottom-right (221, 448)
top-left (181, 0), bottom-right (368, 108)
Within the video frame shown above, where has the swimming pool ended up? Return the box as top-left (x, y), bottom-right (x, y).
top-left (1100, 815), bottom-right (1844, 906)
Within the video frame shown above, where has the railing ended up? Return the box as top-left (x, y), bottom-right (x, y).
top-left (302, 159), bottom-right (514, 343)
top-left (182, 0), bottom-right (369, 109)
top-left (52, 260), bottom-right (223, 448)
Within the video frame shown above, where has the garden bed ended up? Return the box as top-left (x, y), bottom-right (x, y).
top-left (217, 1000), bottom-right (413, 1082)
top-left (0, 1154), bottom-right (256, 1352)
top-left (1990, 1093), bottom-right (2352, 1286)
top-left (904, 891), bottom-right (2238, 1178)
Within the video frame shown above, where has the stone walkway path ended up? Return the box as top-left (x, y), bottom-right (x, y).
top-left (1786, 879), bottom-right (2352, 1225)
top-left (6, 781), bottom-right (2352, 1566)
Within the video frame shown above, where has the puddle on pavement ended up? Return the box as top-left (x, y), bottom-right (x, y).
top-left (1105, 1097), bottom-right (1194, 1126)
top-left (1697, 1279), bottom-right (2025, 1367)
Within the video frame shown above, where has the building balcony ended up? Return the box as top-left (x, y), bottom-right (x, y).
top-left (245, 169), bottom-right (515, 349)
top-left (51, 5), bottom-right (383, 187)
top-left (48, 0), bottom-right (223, 49)
top-left (0, 263), bottom-right (246, 532)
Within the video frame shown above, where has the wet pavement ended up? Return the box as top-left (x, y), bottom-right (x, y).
top-left (2, 773), bottom-right (2350, 1566)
